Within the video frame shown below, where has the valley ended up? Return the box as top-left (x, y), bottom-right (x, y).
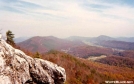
top-left (87, 55), bottom-right (107, 61)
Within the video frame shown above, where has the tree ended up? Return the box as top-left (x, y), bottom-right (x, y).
top-left (6, 30), bottom-right (15, 46)
top-left (33, 52), bottom-right (42, 58)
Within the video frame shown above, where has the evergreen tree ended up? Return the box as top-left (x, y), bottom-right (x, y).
top-left (34, 52), bottom-right (41, 58)
top-left (6, 30), bottom-right (15, 46)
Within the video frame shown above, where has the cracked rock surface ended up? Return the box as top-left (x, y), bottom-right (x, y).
top-left (0, 39), bottom-right (66, 84)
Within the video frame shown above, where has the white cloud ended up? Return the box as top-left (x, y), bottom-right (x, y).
top-left (0, 0), bottom-right (134, 38)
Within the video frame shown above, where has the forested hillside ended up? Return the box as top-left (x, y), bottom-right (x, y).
top-left (23, 50), bottom-right (134, 84)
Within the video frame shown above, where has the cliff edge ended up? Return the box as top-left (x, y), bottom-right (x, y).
top-left (0, 38), bottom-right (66, 84)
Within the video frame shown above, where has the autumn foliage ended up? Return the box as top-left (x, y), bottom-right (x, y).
top-left (23, 50), bottom-right (134, 84)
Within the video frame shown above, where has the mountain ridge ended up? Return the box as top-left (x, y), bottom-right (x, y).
top-left (18, 35), bottom-right (134, 55)
top-left (67, 35), bottom-right (134, 42)
top-left (67, 35), bottom-right (134, 50)
top-left (18, 36), bottom-right (86, 53)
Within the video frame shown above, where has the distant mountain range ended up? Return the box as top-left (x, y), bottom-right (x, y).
top-left (67, 35), bottom-right (134, 42)
top-left (17, 36), bottom-right (85, 53)
top-left (67, 35), bottom-right (134, 50)
top-left (17, 35), bottom-right (134, 57)
top-left (16, 35), bottom-right (134, 43)
top-left (17, 35), bottom-right (134, 70)
top-left (15, 37), bottom-right (30, 43)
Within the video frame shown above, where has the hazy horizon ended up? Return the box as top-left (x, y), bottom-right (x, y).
top-left (14, 35), bottom-right (134, 40)
top-left (0, 0), bottom-right (134, 38)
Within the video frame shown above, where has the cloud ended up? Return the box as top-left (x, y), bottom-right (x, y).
top-left (0, 0), bottom-right (134, 38)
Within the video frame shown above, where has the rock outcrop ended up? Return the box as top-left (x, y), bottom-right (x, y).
top-left (0, 38), bottom-right (66, 84)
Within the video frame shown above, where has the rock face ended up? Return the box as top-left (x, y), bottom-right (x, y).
top-left (0, 38), bottom-right (66, 84)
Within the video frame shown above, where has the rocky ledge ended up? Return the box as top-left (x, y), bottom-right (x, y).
top-left (0, 39), bottom-right (66, 84)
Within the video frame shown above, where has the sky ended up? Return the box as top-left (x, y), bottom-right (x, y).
top-left (0, 0), bottom-right (134, 38)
